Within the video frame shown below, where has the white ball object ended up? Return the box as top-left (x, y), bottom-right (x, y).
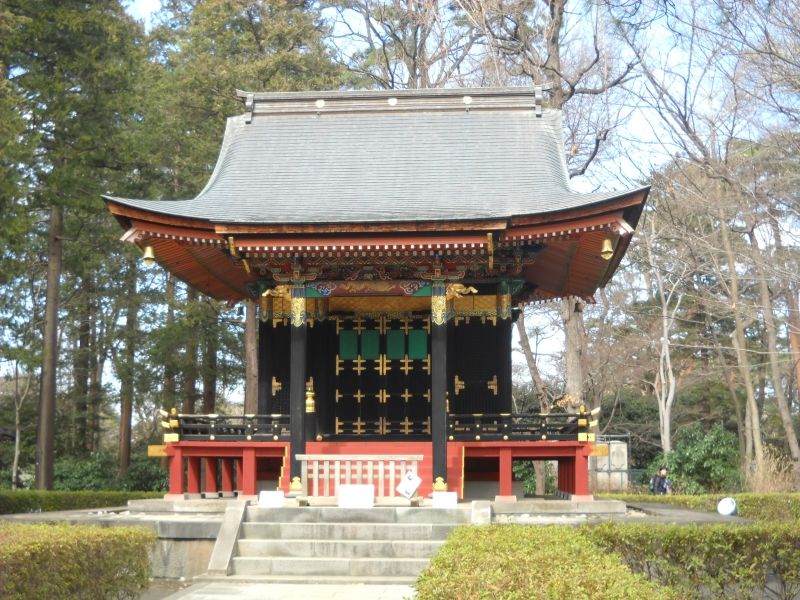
top-left (717, 497), bottom-right (737, 516)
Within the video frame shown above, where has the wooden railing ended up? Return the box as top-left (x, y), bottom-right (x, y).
top-left (448, 410), bottom-right (597, 442)
top-left (176, 414), bottom-right (291, 441)
top-left (295, 453), bottom-right (424, 499)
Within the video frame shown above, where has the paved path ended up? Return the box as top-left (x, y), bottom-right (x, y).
top-left (159, 582), bottom-right (415, 600)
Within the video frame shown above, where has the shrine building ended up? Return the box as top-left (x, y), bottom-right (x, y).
top-left (105, 87), bottom-right (649, 501)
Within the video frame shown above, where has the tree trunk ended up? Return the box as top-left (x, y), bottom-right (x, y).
top-left (73, 277), bottom-right (91, 453)
top-left (118, 262), bottom-right (137, 474)
top-left (746, 229), bottom-right (800, 468)
top-left (12, 365), bottom-right (32, 490)
top-left (163, 273), bottom-right (176, 410)
top-left (706, 312), bottom-right (746, 466)
top-left (244, 299), bottom-right (259, 415)
top-left (787, 286), bottom-right (800, 405)
top-left (183, 286), bottom-right (199, 413)
top-left (36, 204), bottom-right (62, 490)
top-left (202, 303), bottom-right (218, 414)
top-left (717, 202), bottom-right (763, 474)
top-left (514, 309), bottom-right (549, 412)
top-left (561, 298), bottom-right (586, 409)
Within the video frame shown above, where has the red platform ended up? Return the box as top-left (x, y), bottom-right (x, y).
top-left (165, 439), bottom-right (591, 498)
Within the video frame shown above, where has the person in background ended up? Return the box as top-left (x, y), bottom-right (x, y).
top-left (651, 466), bottom-right (672, 495)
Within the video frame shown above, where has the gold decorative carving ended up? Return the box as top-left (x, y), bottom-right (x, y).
top-left (290, 295), bottom-right (306, 327)
top-left (374, 355), bottom-right (392, 375)
top-left (376, 389), bottom-right (389, 404)
top-left (401, 388), bottom-right (412, 402)
top-left (454, 375), bottom-right (465, 396)
top-left (433, 477), bottom-right (448, 492)
top-left (290, 476), bottom-right (303, 492)
top-left (400, 356), bottom-right (413, 375)
top-left (446, 283), bottom-right (478, 300)
top-left (422, 355), bottom-right (431, 374)
top-left (352, 356), bottom-right (366, 374)
top-left (497, 291), bottom-right (511, 320)
top-left (431, 293), bottom-right (447, 326)
top-left (271, 376), bottom-right (282, 397)
top-left (263, 284), bottom-right (290, 298)
top-left (305, 388), bottom-right (316, 413)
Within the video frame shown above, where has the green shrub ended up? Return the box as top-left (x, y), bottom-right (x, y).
top-left (648, 423), bottom-right (741, 494)
top-left (54, 452), bottom-right (122, 491)
top-left (415, 525), bottom-right (679, 600)
top-left (599, 492), bottom-right (800, 522)
top-left (52, 451), bottom-right (168, 492)
top-left (0, 523), bottom-right (156, 600)
top-left (0, 490), bottom-right (162, 514)
top-left (586, 521), bottom-right (800, 599)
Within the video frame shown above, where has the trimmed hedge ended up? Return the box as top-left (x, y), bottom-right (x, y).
top-left (587, 521), bottom-right (800, 600)
top-left (414, 525), bottom-right (680, 600)
top-left (600, 492), bottom-right (800, 522)
top-left (0, 490), bottom-right (163, 515)
top-left (0, 523), bottom-right (156, 600)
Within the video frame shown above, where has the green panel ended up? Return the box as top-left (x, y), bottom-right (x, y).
top-left (386, 330), bottom-right (405, 360)
top-left (339, 330), bottom-right (358, 360)
top-left (361, 330), bottom-right (380, 359)
top-left (408, 330), bottom-right (428, 359)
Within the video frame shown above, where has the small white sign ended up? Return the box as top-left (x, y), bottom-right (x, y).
top-left (258, 490), bottom-right (284, 508)
top-left (395, 470), bottom-right (423, 499)
top-left (432, 491), bottom-right (458, 508)
top-left (337, 484), bottom-right (375, 508)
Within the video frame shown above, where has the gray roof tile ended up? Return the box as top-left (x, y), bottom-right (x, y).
top-left (105, 90), bottom-right (644, 224)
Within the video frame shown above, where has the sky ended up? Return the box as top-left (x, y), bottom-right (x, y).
top-left (126, 0), bottom-right (160, 30)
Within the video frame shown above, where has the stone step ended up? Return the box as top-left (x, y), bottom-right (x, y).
top-left (195, 573), bottom-right (417, 585)
top-left (240, 521), bottom-right (457, 541)
top-left (245, 506), bottom-right (471, 524)
top-left (231, 556), bottom-right (430, 577)
top-left (237, 538), bottom-right (444, 558)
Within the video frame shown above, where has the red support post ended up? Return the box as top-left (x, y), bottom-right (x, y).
top-left (204, 458), bottom-right (218, 495)
top-left (169, 446), bottom-right (184, 495)
top-left (498, 448), bottom-right (513, 496)
top-left (187, 457), bottom-right (201, 493)
top-left (573, 450), bottom-right (590, 496)
top-left (220, 458), bottom-right (234, 493)
top-left (235, 458), bottom-right (244, 492)
top-left (242, 448), bottom-right (257, 495)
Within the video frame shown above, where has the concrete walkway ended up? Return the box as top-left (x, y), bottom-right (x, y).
top-left (157, 582), bottom-right (415, 600)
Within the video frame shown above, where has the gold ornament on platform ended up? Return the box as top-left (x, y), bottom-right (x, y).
top-left (433, 477), bottom-right (448, 492)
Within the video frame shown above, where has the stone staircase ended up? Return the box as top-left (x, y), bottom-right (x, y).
top-left (205, 505), bottom-right (471, 584)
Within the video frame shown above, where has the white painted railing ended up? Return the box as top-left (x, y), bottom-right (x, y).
top-left (295, 454), bottom-right (423, 498)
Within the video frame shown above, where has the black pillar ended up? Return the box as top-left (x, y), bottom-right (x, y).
top-left (289, 285), bottom-right (307, 483)
top-left (257, 318), bottom-right (272, 414)
top-left (497, 280), bottom-right (513, 412)
top-left (431, 281), bottom-right (448, 488)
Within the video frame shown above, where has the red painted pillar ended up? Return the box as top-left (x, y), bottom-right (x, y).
top-left (574, 449), bottom-right (590, 495)
top-left (204, 458), bottom-right (218, 495)
top-left (557, 459), bottom-right (569, 494)
top-left (235, 458), bottom-right (244, 492)
top-left (169, 446), bottom-right (184, 494)
top-left (220, 458), bottom-right (234, 493)
top-left (498, 449), bottom-right (513, 496)
top-left (242, 448), bottom-right (257, 495)
top-left (187, 457), bottom-right (201, 493)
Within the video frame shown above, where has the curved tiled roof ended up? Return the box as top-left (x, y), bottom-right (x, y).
top-left (105, 88), bottom-right (645, 225)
